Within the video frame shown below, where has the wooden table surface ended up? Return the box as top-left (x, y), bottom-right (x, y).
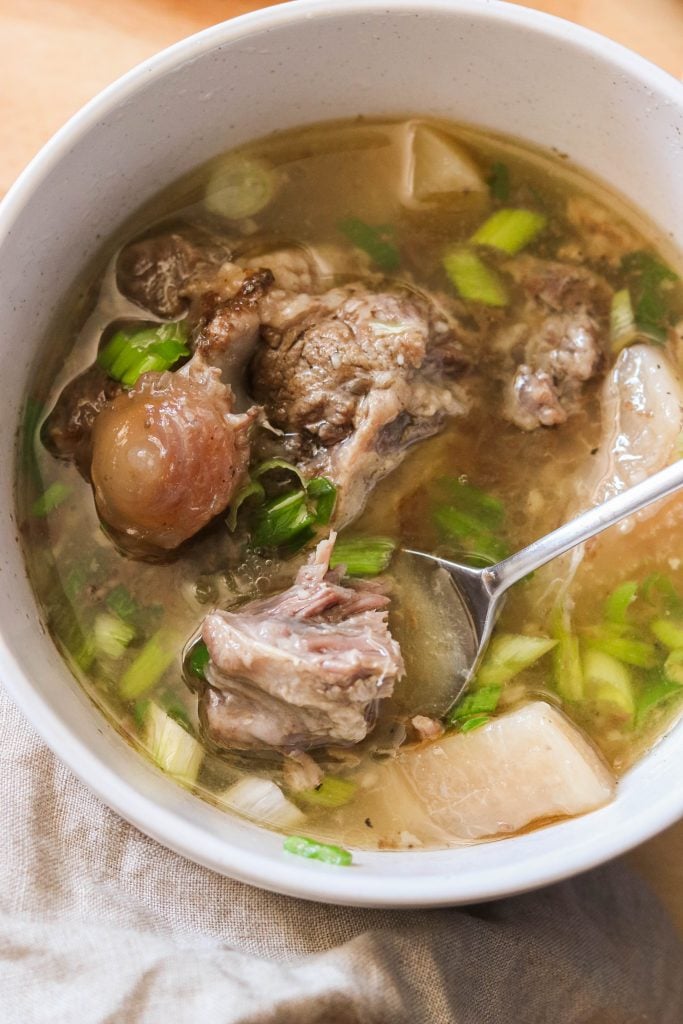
top-left (2, 0), bottom-right (682, 928)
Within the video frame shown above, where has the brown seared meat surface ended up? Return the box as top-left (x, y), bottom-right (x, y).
top-left (253, 285), bottom-right (471, 523)
top-left (499, 256), bottom-right (611, 431)
top-left (91, 356), bottom-right (258, 554)
top-left (42, 364), bottom-right (123, 472)
top-left (116, 229), bottom-right (235, 318)
top-left (200, 535), bottom-right (404, 751)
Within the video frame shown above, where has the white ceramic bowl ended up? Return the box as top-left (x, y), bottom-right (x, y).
top-left (2, 0), bottom-right (683, 908)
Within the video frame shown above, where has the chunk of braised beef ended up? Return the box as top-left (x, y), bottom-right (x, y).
top-left (500, 256), bottom-right (611, 431)
top-left (116, 229), bottom-right (235, 318)
top-left (42, 364), bottom-right (123, 473)
top-left (198, 535), bottom-right (404, 751)
top-left (251, 285), bottom-right (471, 523)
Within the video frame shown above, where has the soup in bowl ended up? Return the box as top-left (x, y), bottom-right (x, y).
top-left (2, 0), bottom-right (683, 905)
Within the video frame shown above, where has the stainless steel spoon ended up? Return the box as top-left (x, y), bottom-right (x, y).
top-left (403, 458), bottom-right (683, 714)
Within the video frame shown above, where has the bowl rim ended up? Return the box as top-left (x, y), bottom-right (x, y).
top-left (2, 0), bottom-right (683, 908)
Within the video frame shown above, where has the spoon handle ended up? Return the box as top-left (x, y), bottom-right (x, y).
top-left (487, 459), bottom-right (683, 595)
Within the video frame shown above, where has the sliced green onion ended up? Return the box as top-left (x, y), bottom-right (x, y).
top-left (105, 584), bottom-right (139, 622)
top-left (610, 289), bottom-right (639, 353)
top-left (552, 608), bottom-right (584, 702)
top-left (119, 629), bottom-right (177, 701)
top-left (477, 634), bottom-right (557, 687)
top-left (205, 156), bottom-right (277, 220)
top-left (446, 683), bottom-right (501, 728)
top-left (582, 627), bottom-right (657, 669)
top-left (583, 649), bottom-right (634, 716)
top-left (486, 162), bottom-right (510, 202)
top-left (94, 613), bottom-right (135, 660)
top-left (283, 835), bottom-right (352, 867)
top-left (222, 777), bottom-right (304, 827)
top-left (31, 481), bottom-right (71, 517)
top-left (252, 458), bottom-right (307, 488)
top-left (338, 217), bottom-right (400, 272)
top-left (443, 248), bottom-right (508, 306)
top-left (251, 489), bottom-right (316, 549)
top-left (635, 673), bottom-right (683, 726)
top-left (621, 250), bottom-right (678, 344)
top-left (641, 574), bottom-right (683, 614)
top-left (470, 208), bottom-right (547, 255)
top-left (98, 322), bottom-right (189, 387)
top-left (226, 479), bottom-right (265, 532)
top-left (329, 536), bottom-right (396, 577)
top-left (433, 504), bottom-right (509, 567)
top-left (664, 649), bottom-right (683, 685)
top-left (141, 701), bottom-right (203, 785)
top-left (297, 777), bottom-right (357, 809)
top-left (159, 691), bottom-right (192, 732)
top-left (459, 714), bottom-right (491, 733)
top-left (435, 477), bottom-right (504, 530)
top-left (604, 580), bottom-right (639, 624)
top-left (187, 640), bottom-right (210, 681)
top-left (650, 618), bottom-right (683, 650)
top-left (307, 477), bottom-right (337, 525)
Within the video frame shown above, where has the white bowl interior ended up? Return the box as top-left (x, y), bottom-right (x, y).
top-left (1, 0), bottom-right (683, 906)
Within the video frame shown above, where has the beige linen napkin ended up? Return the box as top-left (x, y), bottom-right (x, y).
top-left (1, 685), bottom-right (681, 1024)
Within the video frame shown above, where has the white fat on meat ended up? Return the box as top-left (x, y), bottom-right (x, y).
top-left (364, 702), bottom-right (615, 845)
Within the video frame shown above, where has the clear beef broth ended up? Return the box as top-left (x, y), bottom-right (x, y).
top-left (18, 118), bottom-right (683, 853)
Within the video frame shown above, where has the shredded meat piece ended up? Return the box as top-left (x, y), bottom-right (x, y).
top-left (411, 715), bottom-right (445, 743)
top-left (90, 355), bottom-right (258, 554)
top-left (500, 256), bottom-right (611, 431)
top-left (199, 534), bottom-right (404, 751)
top-left (561, 196), bottom-right (640, 267)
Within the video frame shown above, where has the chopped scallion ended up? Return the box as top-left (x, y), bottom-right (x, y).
top-left (610, 289), bottom-right (639, 353)
top-left (251, 489), bottom-right (316, 549)
top-left (283, 835), bottom-right (352, 867)
top-left (650, 618), bottom-right (683, 650)
top-left (205, 156), bottom-right (277, 220)
top-left (306, 477), bottom-right (337, 525)
top-left (486, 162), bottom-right (510, 202)
top-left (604, 580), bottom-right (638, 624)
top-left (31, 481), bottom-right (71, 517)
top-left (583, 649), bottom-right (634, 717)
top-left (635, 673), bottom-right (683, 726)
top-left (222, 777), bottom-right (304, 827)
top-left (297, 776), bottom-right (357, 809)
top-left (226, 479), bottom-right (265, 532)
top-left (621, 250), bottom-right (678, 344)
top-left (551, 607), bottom-right (584, 701)
top-left (252, 458), bottom-right (307, 487)
top-left (477, 634), bottom-right (557, 687)
top-left (188, 640), bottom-right (210, 681)
top-left (446, 683), bottom-right (501, 728)
top-left (119, 629), bottom-right (177, 701)
top-left (443, 247), bottom-right (508, 306)
top-left (459, 714), bottom-right (491, 733)
top-left (338, 217), bottom-right (400, 272)
top-left (98, 322), bottom-right (189, 387)
top-left (470, 208), bottom-right (547, 255)
top-left (664, 649), bottom-right (683, 685)
top-left (141, 701), bottom-right (203, 785)
top-left (93, 613), bottom-right (135, 661)
top-left (329, 536), bottom-right (396, 577)
top-left (105, 584), bottom-right (139, 623)
top-left (582, 627), bottom-right (657, 669)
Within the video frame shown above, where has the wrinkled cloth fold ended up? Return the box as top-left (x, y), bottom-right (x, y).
top-left (0, 685), bottom-right (681, 1024)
